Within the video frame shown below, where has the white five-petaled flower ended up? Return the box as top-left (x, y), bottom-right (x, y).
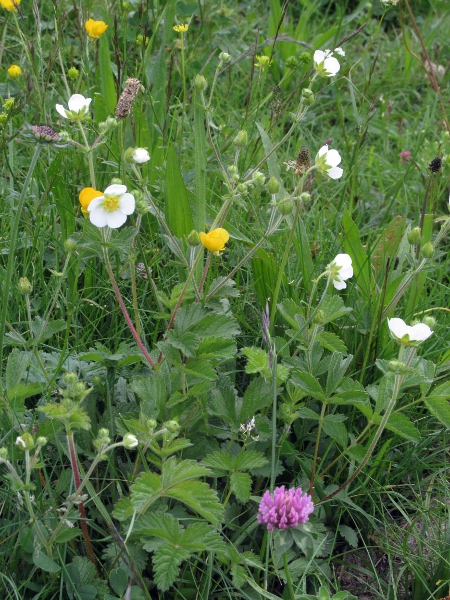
top-left (334, 47), bottom-right (345, 56)
top-left (313, 49), bottom-right (340, 77)
top-left (55, 94), bottom-right (92, 120)
top-left (88, 184), bottom-right (135, 229)
top-left (123, 433), bottom-right (139, 449)
top-left (315, 145), bottom-right (343, 179)
top-left (132, 148), bottom-right (150, 164)
top-left (387, 318), bottom-right (433, 344)
top-left (328, 253), bottom-right (353, 290)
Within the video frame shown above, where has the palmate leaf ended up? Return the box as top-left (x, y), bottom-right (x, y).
top-left (153, 544), bottom-right (191, 591)
top-left (179, 522), bottom-right (227, 555)
top-left (166, 480), bottom-right (223, 524)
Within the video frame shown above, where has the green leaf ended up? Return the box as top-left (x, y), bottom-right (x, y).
top-left (294, 218), bottom-right (314, 294)
top-left (325, 353), bottom-right (353, 397)
top-left (7, 382), bottom-right (46, 403)
top-left (153, 543), bottom-right (190, 591)
top-left (342, 209), bottom-right (371, 298)
top-left (33, 549), bottom-right (61, 573)
top-left (368, 377), bottom-right (395, 415)
top-left (338, 524), bottom-right (358, 548)
top-left (165, 143), bottom-right (194, 238)
top-left (202, 451), bottom-right (234, 471)
top-left (98, 35), bottom-right (116, 115)
top-left (230, 471), bottom-right (252, 502)
top-left (165, 480), bottom-right (223, 525)
top-left (53, 528), bottom-right (81, 544)
top-left (129, 374), bottom-right (166, 419)
top-left (240, 377), bottom-right (273, 421)
top-left (233, 450), bottom-right (268, 471)
top-left (278, 298), bottom-right (305, 331)
top-left (423, 396), bottom-right (450, 429)
top-left (6, 349), bottom-right (30, 391)
top-left (316, 331), bottom-right (347, 354)
top-left (109, 568), bottom-right (129, 597)
top-left (291, 370), bottom-right (326, 401)
top-left (251, 248), bottom-right (285, 309)
top-left (196, 337), bottom-right (236, 360)
top-left (319, 295), bottom-right (352, 325)
top-left (322, 417), bottom-right (347, 448)
top-left (179, 522), bottom-right (227, 555)
top-left (207, 376), bottom-right (239, 426)
top-left (385, 412), bottom-right (420, 442)
top-left (241, 346), bottom-right (271, 378)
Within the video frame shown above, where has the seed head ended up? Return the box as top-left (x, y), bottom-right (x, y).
top-left (428, 157), bottom-right (442, 174)
top-left (115, 78), bottom-right (144, 119)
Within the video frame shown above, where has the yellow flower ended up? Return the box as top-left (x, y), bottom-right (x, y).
top-left (173, 23), bottom-right (189, 33)
top-left (85, 19), bottom-right (108, 40)
top-left (199, 228), bottom-right (230, 253)
top-left (0, 0), bottom-right (21, 11)
top-left (254, 55), bottom-right (271, 69)
top-left (79, 187), bottom-right (103, 213)
top-left (7, 64), bottom-right (21, 78)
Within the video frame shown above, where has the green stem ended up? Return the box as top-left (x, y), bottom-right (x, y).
top-left (78, 123), bottom-right (96, 188)
top-left (309, 402), bottom-right (326, 496)
top-left (270, 345), bottom-right (278, 492)
top-left (24, 450), bottom-right (49, 551)
top-left (12, 12), bottom-right (43, 110)
top-left (283, 551), bottom-right (295, 600)
top-left (0, 145), bottom-right (41, 378)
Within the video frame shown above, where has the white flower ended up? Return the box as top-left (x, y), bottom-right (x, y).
top-left (56, 94), bottom-right (92, 120)
top-left (132, 148), bottom-right (150, 164)
top-left (328, 254), bottom-right (353, 290)
top-left (387, 318), bottom-right (433, 344)
top-left (15, 436), bottom-right (26, 449)
top-left (123, 433), bottom-right (139, 449)
top-left (315, 145), bottom-right (343, 179)
top-left (334, 47), bottom-right (345, 56)
top-left (313, 49), bottom-right (340, 77)
top-left (88, 184), bottom-right (135, 229)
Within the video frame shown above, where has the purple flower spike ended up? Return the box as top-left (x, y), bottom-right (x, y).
top-left (257, 486), bottom-right (314, 531)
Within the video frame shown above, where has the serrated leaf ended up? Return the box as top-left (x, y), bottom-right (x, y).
top-left (196, 337), bottom-right (236, 360)
top-left (240, 377), bottom-right (273, 421)
top-left (368, 377), bottom-right (395, 415)
top-left (385, 412), bottom-right (420, 442)
top-left (206, 276), bottom-right (240, 299)
top-left (230, 471), bottom-right (252, 502)
top-left (129, 374), bottom-right (166, 419)
top-left (338, 524), bottom-right (358, 548)
top-left (179, 522), bottom-right (227, 555)
top-left (423, 396), bottom-right (450, 429)
top-left (325, 353), bottom-right (353, 397)
top-left (278, 299), bottom-right (305, 331)
top-left (319, 295), bottom-right (352, 325)
top-left (166, 480), bottom-right (223, 524)
top-left (112, 496), bottom-right (134, 521)
top-left (153, 543), bottom-right (191, 591)
top-left (233, 450), bottom-right (268, 471)
top-left (322, 419), bottom-right (347, 448)
top-left (179, 358), bottom-right (217, 380)
top-left (296, 407), bottom-right (320, 420)
top-left (166, 331), bottom-right (199, 357)
top-left (242, 346), bottom-right (271, 377)
top-left (202, 451), bottom-right (234, 471)
top-left (207, 376), bottom-right (239, 426)
top-left (316, 331), bottom-right (347, 353)
top-left (6, 350), bottom-right (30, 392)
top-left (291, 370), bottom-right (326, 401)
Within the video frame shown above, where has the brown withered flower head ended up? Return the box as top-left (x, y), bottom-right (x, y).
top-left (115, 78), bottom-right (144, 119)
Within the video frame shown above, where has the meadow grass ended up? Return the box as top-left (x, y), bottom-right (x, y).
top-left (0, 0), bottom-right (449, 598)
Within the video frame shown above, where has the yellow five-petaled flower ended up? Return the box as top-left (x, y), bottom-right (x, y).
top-left (0, 0), bottom-right (21, 11)
top-left (199, 228), bottom-right (230, 254)
top-left (85, 19), bottom-right (108, 40)
top-left (7, 64), bottom-right (21, 78)
top-left (173, 23), bottom-right (189, 33)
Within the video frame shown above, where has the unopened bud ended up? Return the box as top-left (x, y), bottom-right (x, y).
top-left (3, 98), bottom-right (14, 111)
top-left (123, 433), bottom-right (139, 449)
top-left (278, 199), bottom-right (293, 215)
top-left (236, 183), bottom-right (248, 194)
top-left (194, 74), bottom-right (207, 91)
top-left (64, 372), bottom-right (78, 385)
top-left (300, 192), bottom-right (311, 203)
top-left (407, 227), bottom-right (421, 245)
top-left (422, 316), bottom-right (436, 329)
top-left (421, 242), bottom-right (435, 258)
top-left (64, 238), bottom-right (78, 252)
top-left (92, 375), bottom-right (101, 385)
top-left (187, 230), bottom-right (201, 246)
top-left (147, 418), bottom-right (157, 430)
top-left (266, 176), bottom-right (280, 195)
top-left (299, 52), bottom-right (311, 65)
top-left (165, 420), bottom-right (180, 434)
top-left (233, 130), bottom-right (248, 147)
top-left (286, 56), bottom-right (299, 69)
top-left (67, 67), bottom-right (79, 80)
top-left (18, 277), bottom-right (32, 295)
top-left (124, 147), bottom-right (150, 165)
top-left (312, 309), bottom-right (325, 325)
top-left (0, 447), bottom-right (8, 459)
top-left (252, 171), bottom-right (265, 186)
top-left (219, 52), bottom-right (231, 63)
top-left (111, 178), bottom-right (123, 185)
top-left (387, 360), bottom-right (407, 373)
top-left (228, 165), bottom-right (238, 175)
top-left (36, 436), bottom-right (48, 446)
top-left (231, 173), bottom-right (240, 182)
top-left (98, 116), bottom-right (119, 133)
top-left (16, 433), bottom-right (35, 451)
top-left (73, 381), bottom-right (86, 395)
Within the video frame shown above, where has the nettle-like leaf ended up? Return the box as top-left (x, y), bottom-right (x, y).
top-left (316, 331), bottom-right (347, 354)
top-left (153, 544), bottom-right (190, 592)
top-left (230, 471), bottom-right (252, 502)
top-left (319, 295), bottom-right (353, 325)
top-left (291, 370), bottom-right (326, 401)
top-left (241, 347), bottom-right (290, 383)
top-left (130, 457), bottom-right (222, 524)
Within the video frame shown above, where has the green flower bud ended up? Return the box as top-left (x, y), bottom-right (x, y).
top-left (233, 129), bottom-right (248, 148)
top-left (136, 34), bottom-right (148, 47)
top-left (18, 277), bottom-right (32, 295)
top-left (0, 113), bottom-right (8, 126)
top-left (312, 309), bottom-right (325, 325)
top-left (236, 183), bottom-right (248, 194)
top-left (252, 171), bottom-right (265, 186)
top-left (98, 116), bottom-right (119, 133)
top-left (228, 165), bottom-right (238, 175)
top-left (421, 242), bottom-right (435, 258)
top-left (123, 433), bottom-right (139, 449)
top-left (36, 436), bottom-right (48, 446)
top-left (3, 98), bottom-right (14, 111)
top-left (387, 360), bottom-right (407, 373)
top-left (165, 420), bottom-right (180, 434)
top-left (73, 381), bottom-right (86, 395)
top-left (302, 87), bottom-right (314, 98)
top-left (231, 173), bottom-right (240, 182)
top-left (278, 199), bottom-right (293, 215)
top-left (67, 67), bottom-right (79, 80)
top-left (299, 52), bottom-right (311, 65)
top-left (92, 376), bottom-right (101, 386)
top-left (16, 433), bottom-right (35, 451)
top-left (285, 56), bottom-right (299, 69)
top-left (111, 178), bottom-right (123, 185)
top-left (64, 372), bottom-right (78, 385)
top-left (135, 197), bottom-right (150, 215)
top-left (124, 147), bottom-right (150, 164)
top-left (194, 74), bottom-right (207, 91)
top-left (407, 227), bottom-right (421, 245)
top-left (187, 230), bottom-right (201, 246)
top-left (266, 176), bottom-right (280, 195)
top-left (300, 192), bottom-right (311, 203)
top-left (219, 52), bottom-right (231, 63)
top-left (422, 315), bottom-right (436, 329)
top-left (0, 447), bottom-right (8, 459)
top-left (147, 418), bottom-right (157, 430)
top-left (64, 238), bottom-right (78, 252)
top-left (98, 428), bottom-right (109, 438)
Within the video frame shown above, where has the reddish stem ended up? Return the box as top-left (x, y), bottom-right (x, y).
top-left (67, 433), bottom-right (97, 570)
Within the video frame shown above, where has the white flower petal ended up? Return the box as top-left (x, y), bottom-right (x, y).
top-left (313, 50), bottom-right (326, 64)
top-left (107, 211), bottom-right (127, 229)
top-left (133, 148), bottom-right (150, 163)
top-left (87, 196), bottom-right (104, 212)
top-left (333, 279), bottom-right (347, 290)
top-left (326, 166), bottom-right (343, 179)
top-left (409, 323), bottom-right (433, 341)
top-left (119, 193), bottom-right (135, 215)
top-left (104, 184), bottom-right (127, 196)
top-left (317, 145), bottom-right (328, 158)
top-left (68, 94), bottom-right (90, 113)
top-left (325, 149), bottom-right (342, 167)
top-left (55, 104), bottom-right (68, 118)
top-left (90, 207), bottom-right (109, 228)
top-left (388, 318), bottom-right (407, 339)
top-left (334, 254), bottom-right (352, 269)
top-left (324, 56), bottom-right (340, 76)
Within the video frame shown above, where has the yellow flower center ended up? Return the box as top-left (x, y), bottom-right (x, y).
top-left (103, 196), bottom-right (120, 212)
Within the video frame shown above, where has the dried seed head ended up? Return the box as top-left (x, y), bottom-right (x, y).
top-left (115, 78), bottom-right (144, 119)
top-left (296, 147), bottom-right (311, 173)
top-left (428, 156), bottom-right (442, 173)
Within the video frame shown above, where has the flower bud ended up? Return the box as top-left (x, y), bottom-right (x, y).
top-left (0, 447), bottom-right (8, 460)
top-left (266, 176), bottom-right (280, 195)
top-left (228, 165), bottom-right (238, 175)
top-left (67, 67), bottom-right (79, 80)
top-left (98, 116), bottom-right (119, 133)
top-left (422, 315), bottom-right (436, 329)
top-left (194, 74), bottom-right (207, 91)
top-left (421, 242), bottom-right (435, 258)
top-left (286, 56), bottom-right (299, 69)
top-left (387, 360), bottom-right (408, 373)
top-left (219, 52), bottom-right (231, 63)
top-left (123, 433), bottom-right (139, 449)
top-left (165, 420), bottom-right (180, 434)
top-left (124, 147), bottom-right (150, 164)
top-left (92, 375), bottom-right (101, 385)
top-left (300, 192), bottom-right (311, 203)
top-left (73, 381), bottom-right (86, 395)
top-left (136, 34), bottom-right (148, 47)
top-left (64, 372), bottom-right (78, 385)
top-left (231, 173), bottom-right (240, 182)
top-left (233, 130), bottom-right (248, 148)
top-left (64, 238), bottom-right (78, 252)
top-left (299, 52), bottom-right (311, 65)
top-left (407, 227), bottom-right (421, 245)
top-left (252, 171), bottom-right (265, 186)
top-left (0, 113), bottom-right (8, 126)
top-left (16, 433), bottom-right (35, 451)
top-left (147, 418), bottom-right (157, 430)
top-left (278, 199), bottom-right (293, 215)
top-left (36, 436), bottom-right (48, 447)
top-left (3, 98), bottom-right (14, 111)
top-left (236, 183), bottom-right (248, 194)
top-left (187, 230), bottom-right (201, 246)
top-left (111, 178), bottom-right (123, 185)
top-left (312, 309), bottom-right (325, 325)
top-left (135, 197), bottom-right (150, 215)
top-left (302, 88), bottom-right (314, 98)
top-left (18, 277), bottom-right (32, 295)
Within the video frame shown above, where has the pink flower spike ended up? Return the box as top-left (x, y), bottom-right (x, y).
top-left (399, 150), bottom-right (412, 163)
top-left (257, 485), bottom-right (314, 531)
